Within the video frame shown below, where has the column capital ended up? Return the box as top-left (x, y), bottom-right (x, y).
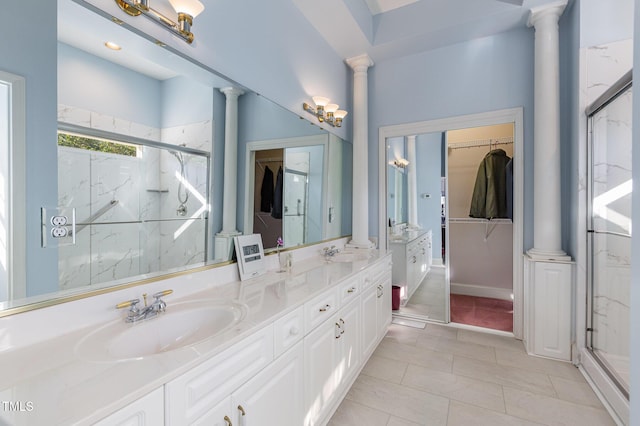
top-left (346, 54), bottom-right (374, 73)
top-left (220, 86), bottom-right (245, 98)
top-left (527, 0), bottom-right (567, 28)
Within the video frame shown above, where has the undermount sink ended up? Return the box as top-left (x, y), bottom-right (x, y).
top-left (75, 299), bottom-right (247, 363)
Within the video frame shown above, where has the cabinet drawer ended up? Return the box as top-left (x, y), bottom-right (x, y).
top-left (304, 287), bottom-right (339, 333)
top-left (338, 277), bottom-right (360, 305)
top-left (366, 256), bottom-right (392, 286)
top-left (274, 306), bottom-right (304, 357)
top-left (165, 325), bottom-right (274, 425)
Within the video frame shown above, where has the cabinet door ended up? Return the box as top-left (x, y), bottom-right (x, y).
top-left (304, 313), bottom-right (340, 425)
top-left (94, 387), bottom-right (164, 426)
top-left (191, 397), bottom-right (232, 426)
top-left (336, 298), bottom-right (360, 388)
top-left (377, 276), bottom-right (392, 335)
top-left (360, 284), bottom-right (378, 358)
top-left (232, 341), bottom-right (304, 426)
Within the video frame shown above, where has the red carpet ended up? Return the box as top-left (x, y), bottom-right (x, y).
top-left (450, 294), bottom-right (513, 332)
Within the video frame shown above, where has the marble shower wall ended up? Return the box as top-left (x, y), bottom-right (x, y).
top-left (584, 39), bottom-right (632, 379)
top-left (57, 105), bottom-right (209, 289)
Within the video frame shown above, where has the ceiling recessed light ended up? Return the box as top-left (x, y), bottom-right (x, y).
top-left (104, 41), bottom-right (122, 51)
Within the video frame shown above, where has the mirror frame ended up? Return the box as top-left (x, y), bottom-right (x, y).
top-left (378, 107), bottom-right (525, 337)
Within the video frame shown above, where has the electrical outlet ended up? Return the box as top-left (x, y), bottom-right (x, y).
top-left (51, 215), bottom-right (68, 226)
top-left (51, 227), bottom-right (68, 238)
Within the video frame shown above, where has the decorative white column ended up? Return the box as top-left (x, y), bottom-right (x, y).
top-left (527, 0), bottom-right (570, 261)
top-left (215, 86), bottom-right (244, 261)
top-left (524, 0), bottom-right (573, 362)
top-left (346, 54), bottom-right (375, 249)
top-left (406, 135), bottom-right (418, 228)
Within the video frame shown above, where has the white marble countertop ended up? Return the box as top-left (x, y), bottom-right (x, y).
top-left (388, 228), bottom-right (429, 244)
top-left (0, 250), bottom-right (389, 426)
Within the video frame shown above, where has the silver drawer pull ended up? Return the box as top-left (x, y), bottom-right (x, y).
top-left (319, 304), bottom-right (331, 312)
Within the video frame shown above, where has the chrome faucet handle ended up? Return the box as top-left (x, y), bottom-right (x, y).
top-left (115, 298), bottom-right (140, 312)
top-left (151, 289), bottom-right (173, 312)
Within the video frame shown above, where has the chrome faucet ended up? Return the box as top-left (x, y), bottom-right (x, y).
top-left (323, 245), bottom-right (340, 261)
top-left (116, 289), bottom-right (173, 323)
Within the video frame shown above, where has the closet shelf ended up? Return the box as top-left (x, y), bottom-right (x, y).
top-left (449, 217), bottom-right (512, 241)
top-left (449, 218), bottom-right (512, 224)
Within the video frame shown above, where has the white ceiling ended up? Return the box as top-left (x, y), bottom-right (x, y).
top-left (294, 0), bottom-right (565, 63)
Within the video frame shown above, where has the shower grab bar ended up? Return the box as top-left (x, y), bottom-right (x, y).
top-left (73, 200), bottom-right (119, 234)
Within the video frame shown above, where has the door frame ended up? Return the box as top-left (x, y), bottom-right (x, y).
top-left (378, 107), bottom-right (524, 339)
top-left (243, 134), bottom-right (329, 243)
top-left (0, 71), bottom-right (26, 302)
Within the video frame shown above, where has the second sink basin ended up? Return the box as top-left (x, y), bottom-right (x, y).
top-left (75, 299), bottom-right (247, 363)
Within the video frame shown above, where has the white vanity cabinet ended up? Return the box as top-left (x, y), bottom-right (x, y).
top-left (303, 296), bottom-right (360, 425)
top-left (390, 230), bottom-right (432, 305)
top-left (94, 387), bottom-right (164, 426)
top-left (164, 325), bottom-right (274, 425)
top-left (230, 341), bottom-right (304, 425)
top-left (361, 259), bottom-right (393, 358)
top-left (168, 328), bottom-right (304, 426)
top-left (93, 254), bottom-right (392, 426)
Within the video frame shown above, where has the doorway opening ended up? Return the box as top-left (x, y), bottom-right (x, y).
top-left (379, 108), bottom-right (524, 338)
top-left (447, 124), bottom-right (514, 333)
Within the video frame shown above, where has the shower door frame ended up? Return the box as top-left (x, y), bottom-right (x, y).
top-left (585, 71), bottom-right (632, 400)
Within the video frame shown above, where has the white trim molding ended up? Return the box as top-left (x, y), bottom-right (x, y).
top-left (0, 71), bottom-right (26, 301)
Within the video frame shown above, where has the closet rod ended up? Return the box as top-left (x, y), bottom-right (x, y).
top-left (448, 137), bottom-right (513, 150)
top-left (256, 157), bottom-right (283, 163)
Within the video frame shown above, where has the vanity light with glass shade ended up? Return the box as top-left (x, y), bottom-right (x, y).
top-left (302, 96), bottom-right (348, 127)
top-left (114, 0), bottom-right (205, 44)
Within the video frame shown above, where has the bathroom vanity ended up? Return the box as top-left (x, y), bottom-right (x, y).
top-left (389, 229), bottom-right (432, 305)
top-left (0, 246), bottom-right (392, 426)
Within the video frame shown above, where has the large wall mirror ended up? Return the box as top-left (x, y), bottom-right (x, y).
top-left (0, 0), bottom-right (352, 314)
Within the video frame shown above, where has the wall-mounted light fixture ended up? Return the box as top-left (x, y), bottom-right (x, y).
top-left (303, 96), bottom-right (348, 127)
top-left (114, 0), bottom-right (204, 44)
top-left (390, 158), bottom-right (410, 169)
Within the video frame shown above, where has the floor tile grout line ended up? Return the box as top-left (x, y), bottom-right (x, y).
top-left (501, 384), bottom-right (614, 415)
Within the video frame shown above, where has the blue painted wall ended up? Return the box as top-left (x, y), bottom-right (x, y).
top-left (58, 42), bottom-right (162, 128)
top-left (82, 0), bottom-right (352, 141)
top-left (369, 28), bottom-right (535, 250)
top-left (236, 92), bottom-right (326, 233)
top-left (0, 0), bottom-right (58, 296)
top-left (416, 132), bottom-right (443, 261)
top-left (161, 76), bottom-right (214, 127)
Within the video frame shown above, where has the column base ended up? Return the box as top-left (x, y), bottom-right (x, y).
top-left (346, 239), bottom-right (376, 249)
top-left (526, 247), bottom-right (572, 262)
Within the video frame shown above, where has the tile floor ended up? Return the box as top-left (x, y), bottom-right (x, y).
top-left (328, 323), bottom-right (615, 426)
top-left (399, 265), bottom-right (447, 322)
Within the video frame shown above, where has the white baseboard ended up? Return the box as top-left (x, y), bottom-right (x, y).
top-left (450, 282), bottom-right (513, 301)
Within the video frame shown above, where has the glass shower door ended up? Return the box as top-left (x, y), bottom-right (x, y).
top-left (283, 168), bottom-right (308, 246)
top-left (587, 81), bottom-right (632, 396)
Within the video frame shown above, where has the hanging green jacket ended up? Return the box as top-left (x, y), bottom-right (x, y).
top-left (469, 149), bottom-right (511, 219)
